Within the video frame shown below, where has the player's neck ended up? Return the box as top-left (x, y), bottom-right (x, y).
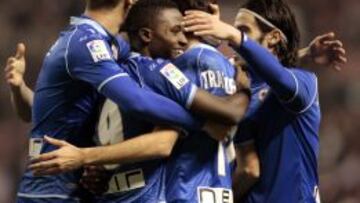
top-left (139, 49), bottom-right (151, 57)
top-left (84, 8), bottom-right (123, 35)
top-left (188, 37), bottom-right (201, 48)
top-left (187, 38), bottom-right (201, 49)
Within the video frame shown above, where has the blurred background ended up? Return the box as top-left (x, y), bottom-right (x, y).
top-left (0, 0), bottom-right (359, 202)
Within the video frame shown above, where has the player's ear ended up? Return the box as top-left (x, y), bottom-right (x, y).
top-left (138, 28), bottom-right (153, 44)
top-left (266, 29), bottom-right (282, 47)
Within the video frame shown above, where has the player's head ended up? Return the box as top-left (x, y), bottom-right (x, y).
top-left (172, 0), bottom-right (220, 46)
top-left (123, 0), bottom-right (188, 59)
top-left (172, 0), bottom-right (218, 14)
top-left (234, 0), bottom-right (300, 67)
top-left (85, 0), bottom-right (134, 28)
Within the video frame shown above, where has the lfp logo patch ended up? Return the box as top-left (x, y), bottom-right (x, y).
top-left (87, 40), bottom-right (112, 62)
top-left (160, 63), bottom-right (189, 90)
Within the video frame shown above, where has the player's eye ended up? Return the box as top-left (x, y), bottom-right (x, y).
top-left (171, 25), bottom-right (182, 33)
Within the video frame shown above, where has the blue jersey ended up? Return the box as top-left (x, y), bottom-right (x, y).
top-left (95, 69), bottom-right (165, 203)
top-left (18, 15), bottom-right (201, 201)
top-left (234, 36), bottom-right (321, 203)
top-left (124, 43), bottom-right (237, 202)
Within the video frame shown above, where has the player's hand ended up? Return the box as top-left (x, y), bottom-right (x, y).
top-left (306, 32), bottom-right (347, 71)
top-left (29, 136), bottom-right (86, 176)
top-left (183, 4), bottom-right (242, 45)
top-left (80, 165), bottom-right (111, 195)
top-left (4, 43), bottom-right (26, 88)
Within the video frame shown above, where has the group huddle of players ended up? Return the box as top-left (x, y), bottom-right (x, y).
top-left (4, 0), bottom-right (347, 202)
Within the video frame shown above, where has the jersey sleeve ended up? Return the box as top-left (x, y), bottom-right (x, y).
top-left (138, 59), bottom-right (198, 109)
top-left (233, 34), bottom-right (318, 113)
top-left (66, 30), bottom-right (202, 130)
top-left (279, 69), bottom-right (318, 113)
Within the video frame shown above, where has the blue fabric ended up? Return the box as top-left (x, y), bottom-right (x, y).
top-left (234, 36), bottom-right (321, 203)
top-left (18, 15), bottom-right (200, 201)
top-left (123, 43), bottom-right (237, 202)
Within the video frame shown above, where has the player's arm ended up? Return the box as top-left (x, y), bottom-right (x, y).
top-left (147, 64), bottom-right (248, 140)
top-left (232, 143), bottom-right (260, 201)
top-left (147, 60), bottom-right (250, 126)
top-left (29, 127), bottom-right (180, 175)
top-left (190, 89), bottom-right (250, 126)
top-left (143, 62), bottom-right (248, 140)
top-left (4, 43), bottom-right (33, 122)
top-left (68, 33), bottom-right (202, 130)
top-left (183, 8), bottom-right (316, 110)
top-left (298, 32), bottom-right (347, 71)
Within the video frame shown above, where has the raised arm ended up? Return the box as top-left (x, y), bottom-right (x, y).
top-left (4, 43), bottom-right (33, 122)
top-left (182, 8), bottom-right (317, 108)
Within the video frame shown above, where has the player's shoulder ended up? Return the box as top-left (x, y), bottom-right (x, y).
top-left (193, 43), bottom-right (223, 58)
top-left (289, 67), bottom-right (318, 84)
top-left (65, 24), bottom-right (114, 66)
top-left (196, 44), bottom-right (229, 66)
top-left (176, 43), bottom-right (226, 68)
top-left (64, 16), bottom-right (110, 48)
top-left (129, 54), bottom-right (168, 70)
top-left (69, 24), bottom-right (106, 45)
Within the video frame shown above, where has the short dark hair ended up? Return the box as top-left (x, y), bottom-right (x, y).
top-left (86, 0), bottom-right (122, 10)
top-left (122, 0), bottom-right (179, 36)
top-left (243, 0), bottom-right (300, 67)
top-left (172, 0), bottom-right (218, 14)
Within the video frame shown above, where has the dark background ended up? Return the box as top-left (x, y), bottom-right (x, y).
top-left (0, 0), bottom-right (359, 202)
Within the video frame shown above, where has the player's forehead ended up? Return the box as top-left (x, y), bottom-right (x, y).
top-left (156, 8), bottom-right (183, 28)
top-left (234, 11), bottom-right (257, 28)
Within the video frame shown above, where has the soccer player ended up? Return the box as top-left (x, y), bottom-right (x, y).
top-left (29, 0), bottom-right (250, 202)
top-left (13, 0), bottom-right (215, 202)
top-left (3, 0), bottom-right (346, 201)
top-left (181, 0), bottom-right (345, 202)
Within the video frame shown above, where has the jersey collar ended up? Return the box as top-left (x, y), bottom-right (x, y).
top-left (70, 15), bottom-right (109, 38)
top-left (129, 52), bottom-right (141, 59)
